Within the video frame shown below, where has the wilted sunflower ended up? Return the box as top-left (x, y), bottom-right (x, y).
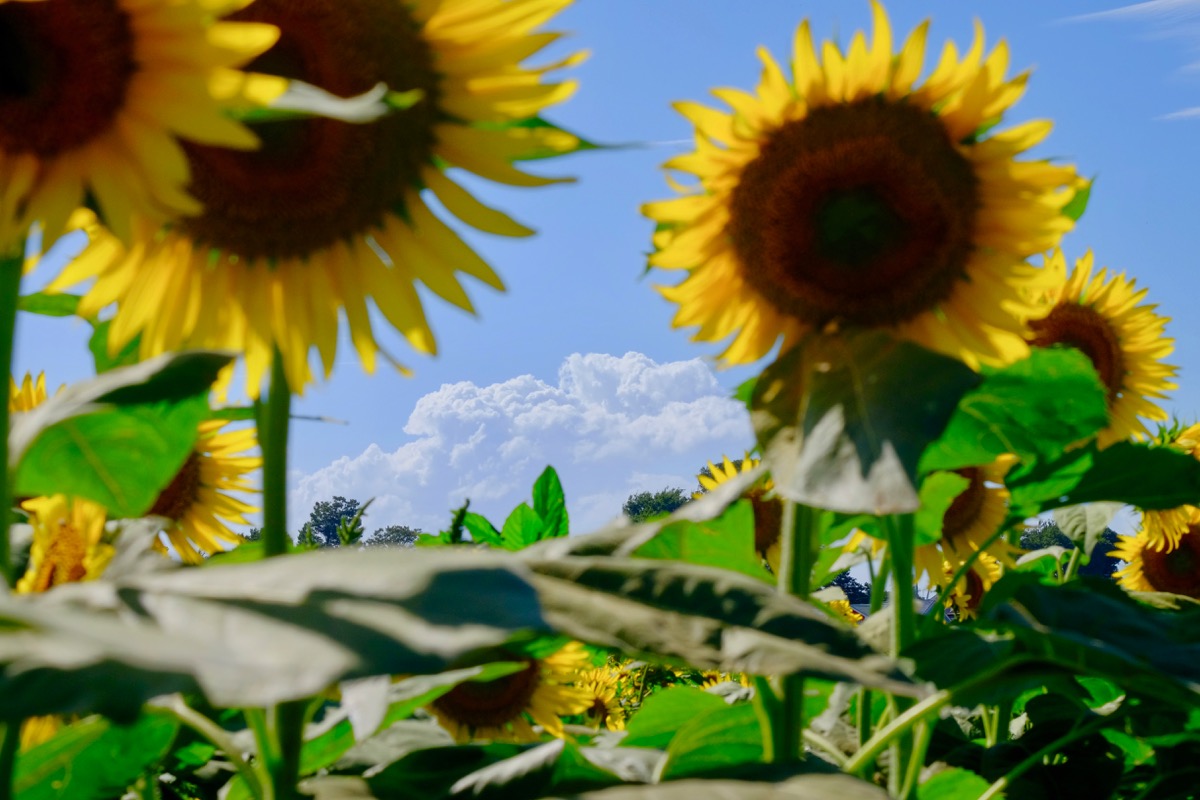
top-left (54, 0), bottom-right (583, 394)
top-left (696, 454), bottom-right (782, 572)
top-left (1028, 249), bottom-right (1175, 448)
top-left (0, 0), bottom-right (280, 250)
top-left (8, 371), bottom-right (48, 412)
top-left (148, 421), bottom-right (260, 564)
top-left (1139, 423), bottom-right (1200, 551)
top-left (16, 493), bottom-right (113, 748)
top-left (942, 552), bottom-right (1001, 621)
top-left (1112, 513), bottom-right (1200, 597)
top-left (577, 668), bottom-right (626, 731)
top-left (913, 457), bottom-right (1018, 583)
top-left (644, 2), bottom-right (1081, 369)
top-left (430, 642), bottom-right (591, 743)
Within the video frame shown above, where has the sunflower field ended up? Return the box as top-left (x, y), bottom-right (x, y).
top-left (2, 1), bottom-right (1200, 799)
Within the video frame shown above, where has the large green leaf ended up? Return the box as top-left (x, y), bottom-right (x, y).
top-left (1007, 441), bottom-right (1200, 516)
top-left (632, 501), bottom-right (772, 581)
top-left (621, 687), bottom-right (728, 749)
top-left (524, 556), bottom-right (918, 695)
top-left (914, 473), bottom-right (971, 546)
top-left (502, 503), bottom-right (547, 550)
top-left (919, 348), bottom-right (1107, 473)
top-left (16, 713), bottom-right (178, 800)
top-left (17, 292), bottom-right (80, 318)
top-left (0, 549), bottom-right (550, 718)
top-left (1053, 502), bottom-right (1123, 560)
top-left (916, 768), bottom-right (991, 800)
top-left (533, 466), bottom-right (570, 539)
top-left (660, 703), bottom-right (763, 780)
top-left (751, 332), bottom-right (978, 514)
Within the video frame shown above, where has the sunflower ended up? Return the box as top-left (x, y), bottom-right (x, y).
top-left (696, 454), bottom-right (783, 572)
top-left (0, 0), bottom-right (281, 251)
top-left (699, 670), bottom-right (753, 690)
top-left (942, 552), bottom-right (1001, 621)
top-left (828, 599), bottom-right (864, 625)
top-left (1112, 512), bottom-right (1200, 597)
top-left (1027, 249), bottom-right (1175, 448)
top-left (429, 642), bottom-right (592, 743)
top-left (148, 420), bottom-right (260, 564)
top-left (1138, 423), bottom-right (1200, 552)
top-left (577, 668), bottom-right (626, 731)
top-left (53, 0), bottom-right (583, 395)
top-left (643, 2), bottom-right (1081, 369)
top-left (8, 371), bottom-right (48, 412)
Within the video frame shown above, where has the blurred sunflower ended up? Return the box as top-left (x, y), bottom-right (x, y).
top-left (1112, 512), bottom-right (1200, 597)
top-left (828, 599), bottom-right (864, 625)
top-left (148, 421), bottom-right (260, 564)
top-left (699, 670), bottom-right (752, 690)
top-left (913, 457), bottom-right (1018, 583)
top-left (1027, 249), bottom-right (1175, 448)
top-left (1139, 423), bottom-right (1200, 551)
top-left (643, 2), bottom-right (1081, 369)
top-left (8, 371), bottom-right (47, 412)
top-left (696, 454), bottom-right (782, 572)
top-left (0, 0), bottom-right (280, 251)
top-left (15, 493), bottom-right (112, 748)
top-left (430, 642), bottom-right (591, 742)
top-left (578, 668), bottom-right (626, 731)
top-left (942, 552), bottom-right (1001, 621)
top-left (54, 0), bottom-right (583, 394)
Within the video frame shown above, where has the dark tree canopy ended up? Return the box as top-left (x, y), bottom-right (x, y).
top-left (623, 487), bottom-right (691, 523)
top-left (242, 528), bottom-right (262, 542)
top-left (1019, 521), bottom-right (1121, 578)
top-left (828, 571), bottom-right (872, 604)
top-left (306, 496), bottom-right (362, 548)
top-left (368, 525), bottom-right (423, 548)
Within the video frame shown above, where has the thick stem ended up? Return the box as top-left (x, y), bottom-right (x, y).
top-left (1061, 547), bottom-right (1083, 584)
top-left (883, 514), bottom-right (916, 656)
top-left (266, 701), bottom-right (307, 800)
top-left (0, 256), bottom-right (22, 587)
top-left (0, 722), bottom-right (18, 800)
top-left (772, 501), bottom-right (819, 762)
top-left (261, 349), bottom-right (292, 558)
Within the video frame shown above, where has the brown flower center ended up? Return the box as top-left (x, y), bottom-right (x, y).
top-left (951, 567), bottom-right (986, 618)
top-left (1141, 530), bottom-right (1200, 597)
top-left (179, 0), bottom-right (441, 261)
top-left (31, 520), bottom-right (88, 592)
top-left (433, 656), bottom-right (541, 729)
top-left (728, 99), bottom-right (979, 328)
top-left (149, 452), bottom-right (202, 522)
top-left (1027, 303), bottom-right (1126, 402)
top-left (942, 468), bottom-right (985, 546)
top-left (0, 0), bottom-right (134, 157)
top-left (748, 490), bottom-right (783, 557)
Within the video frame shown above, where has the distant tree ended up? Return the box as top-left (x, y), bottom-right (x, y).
top-left (1019, 521), bottom-right (1121, 578)
top-left (827, 571), bottom-right (872, 604)
top-left (306, 496), bottom-right (362, 547)
top-left (623, 487), bottom-right (690, 522)
top-left (368, 525), bottom-right (422, 548)
top-left (242, 528), bottom-right (262, 542)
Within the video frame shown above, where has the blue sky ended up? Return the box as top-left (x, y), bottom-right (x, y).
top-left (15, 0), bottom-right (1200, 536)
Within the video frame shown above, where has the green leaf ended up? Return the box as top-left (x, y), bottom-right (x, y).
top-left (501, 503), bottom-right (545, 550)
top-left (532, 466), bottom-right (569, 539)
top-left (87, 320), bottom-right (141, 374)
top-left (917, 768), bottom-right (992, 800)
top-left (524, 556), bottom-right (918, 695)
top-left (463, 512), bottom-right (504, 547)
top-left (632, 500), bottom-right (773, 581)
top-left (14, 395), bottom-right (209, 518)
top-left (622, 687), bottom-right (728, 749)
top-left (920, 348), bottom-right (1108, 473)
top-left (1052, 502), bottom-right (1123, 561)
top-left (914, 473), bottom-right (971, 546)
top-left (1007, 441), bottom-right (1200, 516)
top-left (16, 714), bottom-right (178, 800)
top-left (751, 331), bottom-right (979, 514)
top-left (661, 703), bottom-right (763, 780)
top-left (17, 292), bottom-right (80, 318)
top-left (1062, 178), bottom-right (1094, 223)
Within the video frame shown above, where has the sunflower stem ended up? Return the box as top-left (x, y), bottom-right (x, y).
top-left (883, 514), bottom-right (917, 796)
top-left (0, 254), bottom-right (21, 589)
top-left (260, 348), bottom-right (291, 559)
top-left (772, 500), bottom-right (818, 762)
top-left (151, 697), bottom-right (263, 800)
top-left (0, 722), bottom-right (18, 800)
top-left (1061, 547), bottom-right (1082, 583)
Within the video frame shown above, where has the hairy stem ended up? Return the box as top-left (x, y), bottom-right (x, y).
top-left (0, 255), bottom-right (22, 587)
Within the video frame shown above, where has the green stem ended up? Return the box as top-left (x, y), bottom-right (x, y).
top-left (843, 689), bottom-right (952, 777)
top-left (266, 701), bottom-right (307, 800)
top-left (260, 349), bottom-right (292, 558)
top-left (1061, 547), bottom-right (1082, 584)
top-left (151, 697), bottom-right (263, 800)
top-left (772, 501), bottom-right (819, 762)
top-left (882, 514), bottom-right (916, 656)
top-left (802, 729), bottom-right (848, 768)
top-left (0, 722), bottom-right (18, 800)
top-left (856, 687), bottom-right (872, 750)
top-left (899, 720), bottom-right (933, 800)
top-left (0, 255), bottom-right (22, 588)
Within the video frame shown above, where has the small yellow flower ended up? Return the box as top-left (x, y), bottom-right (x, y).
top-left (578, 668), bottom-right (626, 731)
top-left (696, 454), bottom-right (782, 572)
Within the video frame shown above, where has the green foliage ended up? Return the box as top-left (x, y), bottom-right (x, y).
top-left (306, 495), bottom-right (362, 547)
top-left (368, 524), bottom-right (422, 548)
top-left (631, 500), bottom-right (772, 581)
top-left (432, 467), bottom-right (572, 550)
top-left (623, 487), bottom-right (691, 522)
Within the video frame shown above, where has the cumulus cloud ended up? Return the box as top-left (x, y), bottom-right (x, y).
top-left (289, 352), bottom-right (754, 536)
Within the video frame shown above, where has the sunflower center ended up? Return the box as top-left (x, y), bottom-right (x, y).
top-left (0, 0), bottom-right (135, 156)
top-left (149, 452), bottom-right (202, 522)
top-left (748, 490), bottom-right (783, 557)
top-left (179, 0), bottom-right (441, 261)
top-left (31, 521), bottom-right (88, 593)
top-left (1027, 303), bottom-right (1126, 402)
top-left (729, 99), bottom-right (979, 328)
top-left (433, 657), bottom-right (541, 729)
top-left (1141, 531), bottom-right (1200, 597)
top-left (942, 468), bottom-right (985, 546)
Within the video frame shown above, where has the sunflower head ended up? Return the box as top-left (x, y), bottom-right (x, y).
top-left (1113, 512), bottom-right (1200, 597)
top-left (8, 371), bottom-right (48, 412)
top-left (429, 642), bottom-right (591, 743)
top-left (577, 668), bottom-right (627, 731)
top-left (942, 553), bottom-right (1002, 621)
top-left (696, 454), bottom-right (782, 570)
top-left (16, 494), bottom-right (112, 594)
top-left (644, 1), bottom-right (1082, 369)
top-left (828, 599), bottom-right (865, 626)
top-left (1027, 249), bottom-right (1176, 447)
top-left (913, 456), bottom-right (1017, 583)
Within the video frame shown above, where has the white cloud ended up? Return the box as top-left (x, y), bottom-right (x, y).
top-left (289, 352), bottom-right (753, 536)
